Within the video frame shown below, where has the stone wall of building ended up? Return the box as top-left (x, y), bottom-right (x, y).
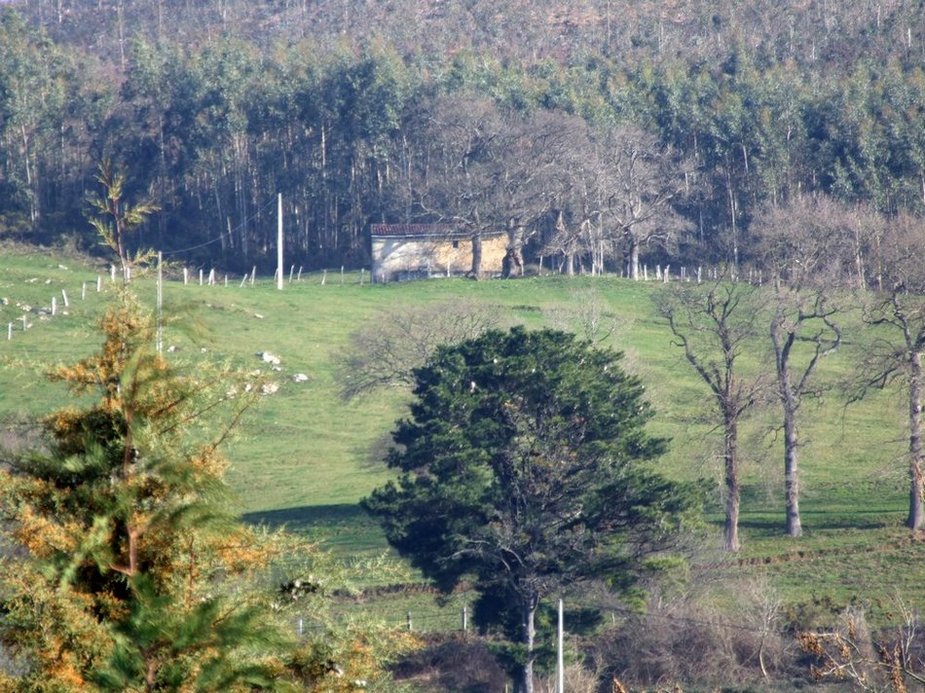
top-left (371, 233), bottom-right (507, 282)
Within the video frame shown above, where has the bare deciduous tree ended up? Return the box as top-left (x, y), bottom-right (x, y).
top-left (544, 124), bottom-right (692, 278)
top-left (769, 294), bottom-right (841, 538)
top-left (751, 194), bottom-right (882, 291)
top-left (657, 277), bottom-right (767, 552)
top-left (606, 126), bottom-right (692, 280)
top-left (404, 98), bottom-right (567, 278)
top-left (336, 300), bottom-right (502, 400)
top-left (547, 287), bottom-right (625, 344)
top-left (752, 195), bottom-right (845, 537)
top-left (851, 213), bottom-right (925, 531)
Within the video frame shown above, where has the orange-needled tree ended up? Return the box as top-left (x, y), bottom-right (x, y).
top-left (0, 291), bottom-right (417, 691)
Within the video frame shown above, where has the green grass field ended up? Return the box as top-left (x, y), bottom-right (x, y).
top-left (2, 244), bottom-right (923, 629)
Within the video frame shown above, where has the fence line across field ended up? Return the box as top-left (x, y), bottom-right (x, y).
top-left (3, 260), bottom-right (746, 347)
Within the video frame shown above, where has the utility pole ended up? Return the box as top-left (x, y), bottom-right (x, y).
top-left (156, 251), bottom-right (163, 353)
top-left (277, 193), bottom-right (284, 290)
top-left (556, 598), bottom-right (564, 693)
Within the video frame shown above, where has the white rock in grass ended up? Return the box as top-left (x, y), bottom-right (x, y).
top-left (256, 351), bottom-right (281, 366)
top-left (260, 382), bottom-right (279, 396)
top-left (292, 373), bottom-right (309, 383)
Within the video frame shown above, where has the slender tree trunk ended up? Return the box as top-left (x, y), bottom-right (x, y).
top-left (907, 351), bottom-right (924, 530)
top-left (21, 124), bottom-right (37, 226)
top-left (772, 317), bottom-right (803, 538)
top-left (724, 410), bottom-right (740, 552)
top-left (852, 224), bottom-right (866, 291)
top-left (520, 595), bottom-right (537, 693)
top-left (726, 168), bottom-right (739, 278)
top-left (783, 404), bottom-right (802, 537)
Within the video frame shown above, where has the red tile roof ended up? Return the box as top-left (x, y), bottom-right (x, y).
top-left (370, 223), bottom-right (505, 238)
top-left (370, 223), bottom-right (462, 237)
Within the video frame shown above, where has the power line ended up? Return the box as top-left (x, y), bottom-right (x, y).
top-left (160, 196), bottom-right (277, 257)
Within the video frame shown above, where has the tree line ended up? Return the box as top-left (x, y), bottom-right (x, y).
top-left (3, 0), bottom-right (925, 275)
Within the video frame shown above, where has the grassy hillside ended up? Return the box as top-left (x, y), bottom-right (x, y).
top-left (1, 246), bottom-right (920, 622)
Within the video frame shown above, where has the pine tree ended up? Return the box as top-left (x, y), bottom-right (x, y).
top-left (0, 291), bottom-right (287, 690)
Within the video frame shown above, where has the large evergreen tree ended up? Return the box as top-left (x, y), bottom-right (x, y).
top-left (364, 327), bottom-right (700, 693)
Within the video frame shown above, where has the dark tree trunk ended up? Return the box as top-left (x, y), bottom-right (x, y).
top-left (723, 410), bottom-right (740, 552)
top-left (470, 232), bottom-right (483, 279)
top-left (519, 595), bottom-right (537, 693)
top-left (908, 351), bottom-right (924, 530)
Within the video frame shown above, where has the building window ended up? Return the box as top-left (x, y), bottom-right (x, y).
top-left (452, 240), bottom-right (459, 249)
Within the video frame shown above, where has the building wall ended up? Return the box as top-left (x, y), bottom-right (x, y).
top-left (371, 234), bottom-right (508, 282)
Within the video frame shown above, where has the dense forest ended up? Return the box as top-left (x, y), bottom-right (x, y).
top-left (3, 0), bottom-right (925, 274)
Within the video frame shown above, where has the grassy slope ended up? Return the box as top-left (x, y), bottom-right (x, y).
top-left (1, 246), bottom-right (921, 621)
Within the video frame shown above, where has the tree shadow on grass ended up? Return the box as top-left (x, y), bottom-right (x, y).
top-left (242, 503), bottom-right (390, 555)
top-left (735, 508), bottom-right (901, 535)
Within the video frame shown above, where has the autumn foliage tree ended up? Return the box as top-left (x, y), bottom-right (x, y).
top-left (0, 291), bottom-right (416, 691)
top-left (0, 290), bottom-right (288, 689)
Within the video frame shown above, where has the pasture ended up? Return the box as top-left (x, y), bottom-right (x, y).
top-left (0, 244), bottom-right (920, 628)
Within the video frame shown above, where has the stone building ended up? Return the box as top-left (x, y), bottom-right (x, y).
top-left (370, 224), bottom-right (508, 282)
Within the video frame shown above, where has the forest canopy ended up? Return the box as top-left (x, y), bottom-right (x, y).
top-left (2, 0), bottom-right (925, 278)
